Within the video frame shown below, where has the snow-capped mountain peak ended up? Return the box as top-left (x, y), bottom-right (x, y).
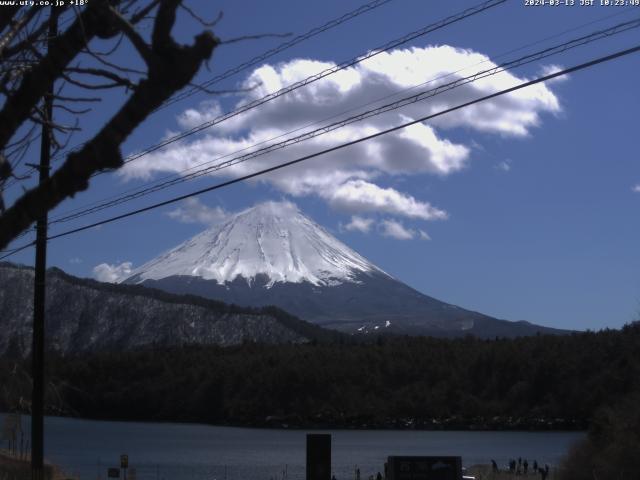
top-left (123, 201), bottom-right (386, 287)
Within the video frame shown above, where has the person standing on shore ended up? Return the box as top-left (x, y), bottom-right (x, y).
top-left (540, 464), bottom-right (550, 480)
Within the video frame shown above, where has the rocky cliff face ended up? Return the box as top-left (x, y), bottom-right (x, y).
top-left (0, 263), bottom-right (316, 356)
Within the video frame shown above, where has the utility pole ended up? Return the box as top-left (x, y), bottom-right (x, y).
top-left (32, 8), bottom-right (57, 480)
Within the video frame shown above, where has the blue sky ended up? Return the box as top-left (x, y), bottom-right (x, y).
top-left (4, 0), bottom-right (640, 331)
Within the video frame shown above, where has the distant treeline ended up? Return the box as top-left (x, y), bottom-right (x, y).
top-left (2, 323), bottom-right (640, 429)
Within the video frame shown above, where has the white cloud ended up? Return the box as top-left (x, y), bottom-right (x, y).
top-left (470, 140), bottom-right (485, 151)
top-left (539, 64), bottom-right (570, 84)
top-left (495, 159), bottom-right (512, 172)
top-left (419, 230), bottom-right (431, 240)
top-left (119, 45), bottom-right (562, 233)
top-left (166, 197), bottom-right (227, 225)
top-left (377, 220), bottom-right (431, 241)
top-left (633, 184), bottom-right (640, 193)
top-left (327, 180), bottom-right (447, 220)
top-left (343, 215), bottom-right (374, 233)
top-left (69, 257), bottom-right (82, 264)
top-left (177, 100), bottom-right (223, 129)
top-left (92, 262), bottom-right (133, 283)
top-left (379, 219), bottom-right (415, 240)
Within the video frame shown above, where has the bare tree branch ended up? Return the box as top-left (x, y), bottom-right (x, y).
top-left (1, 14), bottom-right (48, 60)
top-left (0, 8), bottom-right (39, 57)
top-left (0, 7), bottom-right (22, 35)
top-left (0, 1), bottom-right (219, 249)
top-left (61, 70), bottom-right (135, 90)
top-left (0, 153), bottom-right (12, 212)
top-left (108, 6), bottom-right (155, 66)
top-left (0, 0), bottom-right (121, 152)
top-left (81, 44), bottom-right (147, 75)
top-left (152, 0), bottom-right (181, 51)
top-left (81, 32), bottom-right (125, 57)
top-left (179, 3), bottom-right (223, 28)
top-left (51, 94), bottom-right (102, 103)
top-left (5, 123), bottom-right (37, 150)
top-left (67, 67), bottom-right (136, 88)
top-left (53, 104), bottom-right (92, 115)
top-left (0, 154), bottom-right (11, 181)
top-left (51, 118), bottom-right (80, 154)
top-left (130, 0), bottom-right (162, 25)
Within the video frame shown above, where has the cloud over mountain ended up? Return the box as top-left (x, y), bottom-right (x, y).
top-left (92, 262), bottom-right (133, 283)
top-left (166, 198), bottom-right (227, 225)
top-left (343, 215), bottom-right (374, 233)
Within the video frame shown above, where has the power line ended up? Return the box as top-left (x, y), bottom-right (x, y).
top-left (3, 43), bottom-right (638, 259)
top-left (0, 240), bottom-right (36, 261)
top-left (46, 6), bottom-right (640, 224)
top-left (47, 17), bottom-right (640, 226)
top-left (161, 0), bottom-right (394, 109)
top-left (34, 43), bottom-right (639, 245)
top-left (113, 0), bottom-right (506, 172)
top-left (44, 0), bottom-right (511, 220)
top-left (14, 0), bottom-right (630, 195)
top-left (3, 0), bottom-right (507, 236)
top-left (39, 0), bottom-right (395, 169)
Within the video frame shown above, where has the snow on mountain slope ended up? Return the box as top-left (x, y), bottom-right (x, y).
top-left (123, 201), bottom-right (387, 287)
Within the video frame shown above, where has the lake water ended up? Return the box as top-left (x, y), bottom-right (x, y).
top-left (1, 414), bottom-right (584, 480)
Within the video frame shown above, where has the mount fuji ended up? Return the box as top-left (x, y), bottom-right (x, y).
top-left (122, 201), bottom-right (564, 338)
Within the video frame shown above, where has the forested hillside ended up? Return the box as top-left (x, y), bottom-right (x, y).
top-left (2, 323), bottom-right (639, 429)
top-left (0, 263), bottom-right (343, 355)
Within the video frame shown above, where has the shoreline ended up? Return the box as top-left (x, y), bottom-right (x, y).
top-left (468, 464), bottom-right (559, 479)
top-left (2, 411), bottom-right (587, 432)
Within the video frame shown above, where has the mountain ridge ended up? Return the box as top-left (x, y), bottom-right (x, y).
top-left (0, 262), bottom-right (343, 356)
top-left (123, 201), bottom-right (569, 338)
